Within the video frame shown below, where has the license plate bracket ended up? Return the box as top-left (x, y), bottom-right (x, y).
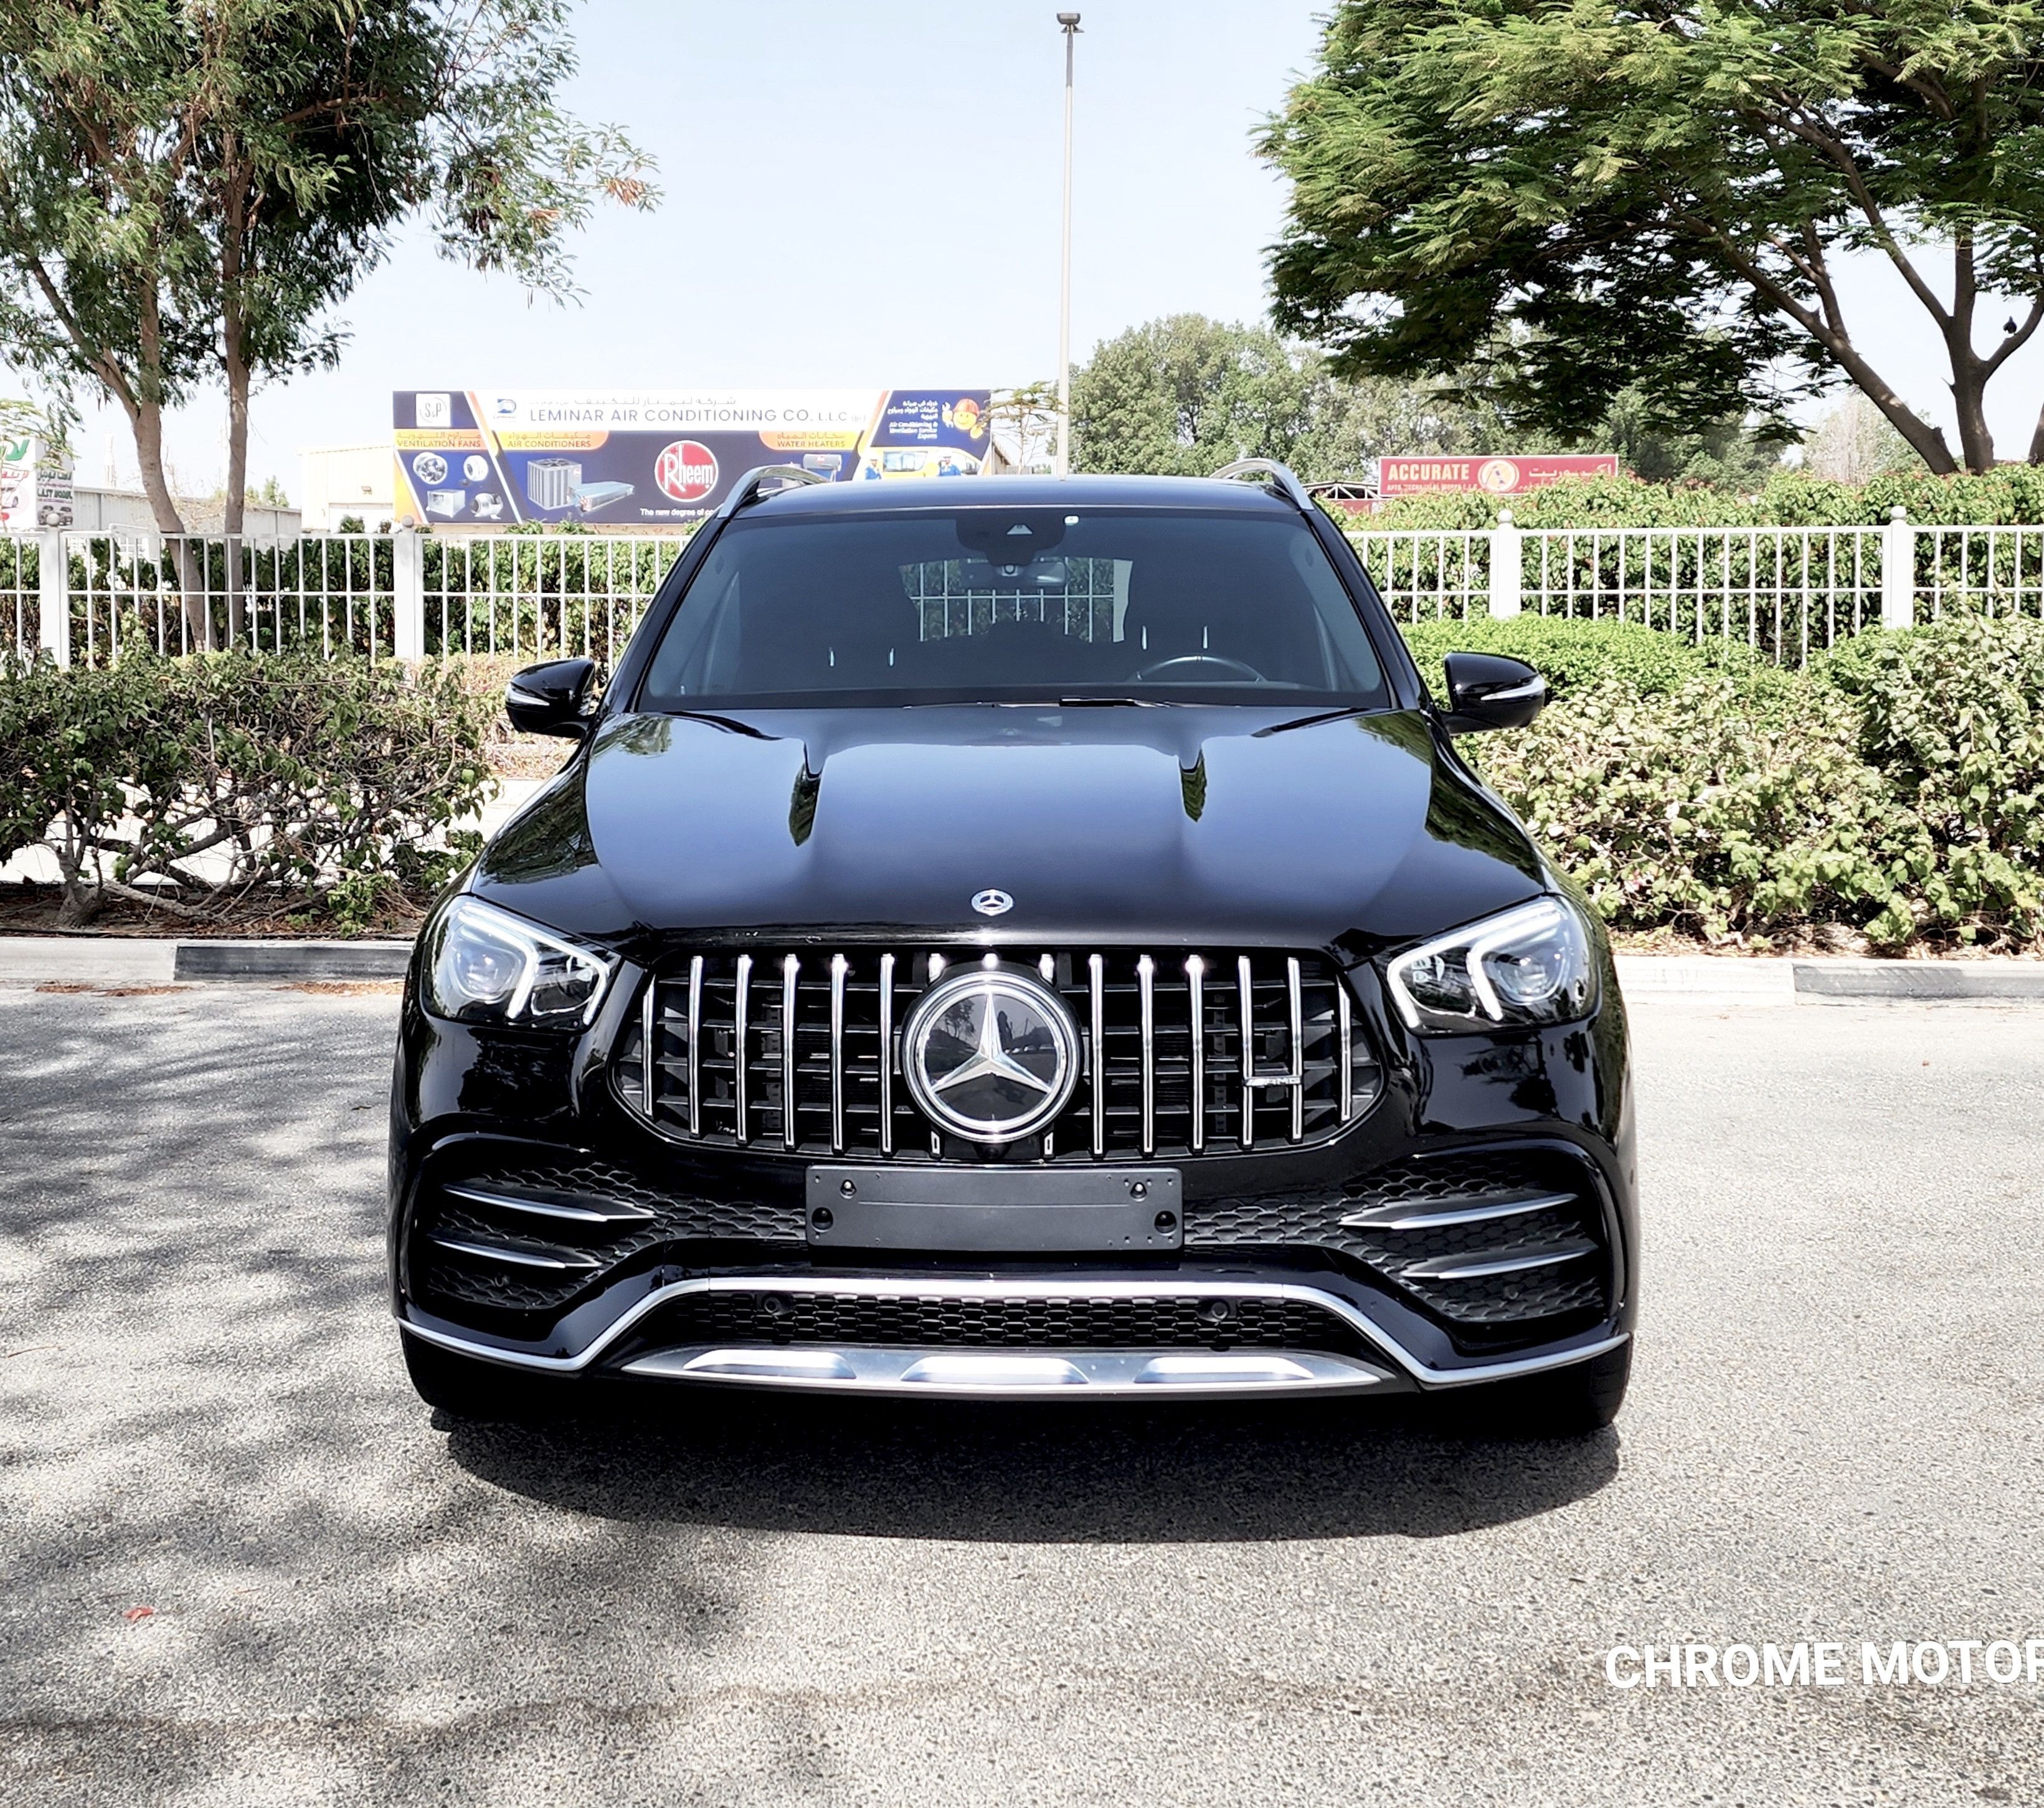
top-left (804, 1165), bottom-right (1183, 1253)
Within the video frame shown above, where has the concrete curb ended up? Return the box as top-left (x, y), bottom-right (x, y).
top-left (1612, 954), bottom-right (2041, 1001)
top-left (0, 937), bottom-right (2036, 999)
top-left (1789, 959), bottom-right (2044, 1000)
top-left (0, 936), bottom-right (410, 986)
top-left (171, 940), bottom-right (414, 982)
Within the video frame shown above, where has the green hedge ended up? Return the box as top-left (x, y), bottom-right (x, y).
top-left (1351, 468), bottom-right (2044, 531)
top-left (1404, 614), bottom-right (2044, 949)
top-left (0, 651), bottom-right (497, 929)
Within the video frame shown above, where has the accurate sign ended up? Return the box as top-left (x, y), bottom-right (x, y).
top-left (1376, 453), bottom-right (1622, 498)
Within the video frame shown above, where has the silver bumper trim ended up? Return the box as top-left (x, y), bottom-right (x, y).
top-left (617, 1343), bottom-right (1390, 1399)
top-left (397, 1273), bottom-right (1628, 1392)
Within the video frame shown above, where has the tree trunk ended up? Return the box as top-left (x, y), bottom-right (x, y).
top-left (1829, 343), bottom-right (1961, 476)
top-left (1951, 363), bottom-right (1996, 475)
top-left (127, 282), bottom-right (208, 653)
top-left (221, 166), bottom-right (248, 646)
top-left (128, 397), bottom-right (208, 652)
top-left (223, 355), bottom-right (248, 648)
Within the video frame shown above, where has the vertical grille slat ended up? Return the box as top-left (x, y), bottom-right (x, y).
top-left (1287, 956), bottom-right (1305, 1145)
top-left (686, 955), bottom-right (703, 1137)
top-left (780, 954), bottom-right (799, 1152)
top-left (625, 947), bottom-right (1377, 1162)
top-left (829, 952), bottom-right (848, 1155)
top-left (732, 953), bottom-right (752, 1145)
top-left (1089, 953), bottom-right (1106, 1160)
top-left (878, 953), bottom-right (896, 1157)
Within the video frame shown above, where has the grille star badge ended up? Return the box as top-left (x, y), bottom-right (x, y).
top-left (900, 965), bottom-right (1080, 1145)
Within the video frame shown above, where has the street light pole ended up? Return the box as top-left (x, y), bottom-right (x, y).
top-left (1055, 12), bottom-right (1081, 478)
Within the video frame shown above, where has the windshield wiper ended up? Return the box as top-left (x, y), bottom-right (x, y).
top-left (663, 708), bottom-right (779, 740)
top-left (1053, 696), bottom-right (1177, 708)
top-left (899, 696), bottom-right (1181, 710)
top-left (1254, 704), bottom-right (1376, 737)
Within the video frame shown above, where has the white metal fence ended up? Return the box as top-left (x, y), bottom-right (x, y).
top-left (4, 510), bottom-right (2044, 670)
top-left (1351, 506), bottom-right (2044, 661)
top-left (1, 528), bottom-right (696, 666)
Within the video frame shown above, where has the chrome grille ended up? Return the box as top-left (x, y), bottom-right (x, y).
top-left (615, 948), bottom-right (1380, 1162)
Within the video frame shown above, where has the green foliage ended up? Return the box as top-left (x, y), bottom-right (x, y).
top-left (1262, 1), bottom-right (2044, 475)
top-left (1409, 614), bottom-right (2044, 949)
top-left (1602, 386), bottom-right (1786, 489)
top-left (0, 2), bottom-right (657, 547)
top-left (1358, 466), bottom-right (2044, 531)
top-left (1825, 617), bottom-right (2044, 943)
top-left (0, 651), bottom-right (496, 927)
top-left (1403, 616), bottom-right (1767, 698)
top-left (1071, 314), bottom-right (1510, 481)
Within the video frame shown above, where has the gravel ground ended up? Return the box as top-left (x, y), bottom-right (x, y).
top-left (1, 986), bottom-right (2039, 1807)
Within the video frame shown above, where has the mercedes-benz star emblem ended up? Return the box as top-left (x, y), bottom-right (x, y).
top-left (971, 889), bottom-right (1013, 917)
top-left (901, 966), bottom-right (1080, 1145)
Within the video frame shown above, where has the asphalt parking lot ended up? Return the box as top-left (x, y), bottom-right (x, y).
top-left (1, 985), bottom-right (2040, 1806)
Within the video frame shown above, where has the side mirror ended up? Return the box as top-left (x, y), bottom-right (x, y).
top-left (1439, 652), bottom-right (1548, 735)
top-left (505, 657), bottom-right (600, 740)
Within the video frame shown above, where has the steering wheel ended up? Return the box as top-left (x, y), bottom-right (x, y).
top-left (1132, 653), bottom-right (1267, 683)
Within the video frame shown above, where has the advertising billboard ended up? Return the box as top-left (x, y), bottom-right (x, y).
top-left (392, 388), bottom-right (993, 528)
top-left (0, 432), bottom-right (73, 531)
top-left (1375, 453), bottom-right (1622, 498)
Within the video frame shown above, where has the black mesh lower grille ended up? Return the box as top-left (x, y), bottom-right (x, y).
top-left (414, 1157), bottom-right (803, 1317)
top-left (654, 1290), bottom-right (1366, 1355)
top-left (411, 1148), bottom-right (1614, 1347)
top-left (1189, 1149), bottom-right (1612, 1335)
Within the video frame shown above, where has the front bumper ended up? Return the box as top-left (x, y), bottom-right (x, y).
top-left (389, 963), bottom-right (1637, 1401)
top-left (396, 1258), bottom-right (1629, 1399)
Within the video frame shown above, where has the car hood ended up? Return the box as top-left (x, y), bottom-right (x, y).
top-left (471, 704), bottom-right (1546, 957)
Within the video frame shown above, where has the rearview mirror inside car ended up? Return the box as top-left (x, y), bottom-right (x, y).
top-left (1439, 652), bottom-right (1548, 734)
top-left (505, 657), bottom-right (600, 741)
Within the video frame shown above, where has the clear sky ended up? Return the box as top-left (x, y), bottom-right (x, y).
top-left (24, 0), bottom-right (2044, 496)
top-left (59, 0), bottom-right (1327, 496)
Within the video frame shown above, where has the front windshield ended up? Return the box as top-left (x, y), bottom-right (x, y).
top-left (638, 507), bottom-right (1388, 709)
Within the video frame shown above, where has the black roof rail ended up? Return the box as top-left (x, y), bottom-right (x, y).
top-left (1210, 458), bottom-right (1317, 513)
top-left (717, 465), bottom-right (830, 519)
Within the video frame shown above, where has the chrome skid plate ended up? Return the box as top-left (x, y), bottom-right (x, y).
top-left (617, 1343), bottom-right (1398, 1398)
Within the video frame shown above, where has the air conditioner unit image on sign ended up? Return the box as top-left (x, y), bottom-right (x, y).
top-left (524, 457), bottom-right (583, 509)
top-left (572, 481), bottom-right (635, 514)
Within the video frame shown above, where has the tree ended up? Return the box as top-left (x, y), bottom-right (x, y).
top-left (1260, 1), bottom-right (2044, 476)
top-left (192, 2), bottom-right (655, 549)
top-left (983, 381), bottom-right (1063, 474)
top-left (1801, 393), bottom-right (1921, 482)
top-left (1071, 316), bottom-right (1320, 476)
top-left (1069, 313), bottom-right (1512, 480)
top-left (1601, 389), bottom-right (1786, 488)
top-left (0, 11), bottom-right (211, 546)
top-left (0, 2), bottom-right (654, 640)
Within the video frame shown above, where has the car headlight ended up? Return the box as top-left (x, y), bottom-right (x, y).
top-left (422, 895), bottom-right (618, 1028)
top-left (1384, 897), bottom-right (1597, 1033)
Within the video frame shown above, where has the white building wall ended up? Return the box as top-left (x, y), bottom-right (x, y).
top-left (299, 443), bottom-right (394, 531)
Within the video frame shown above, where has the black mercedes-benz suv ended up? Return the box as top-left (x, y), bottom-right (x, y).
top-left (389, 461), bottom-right (1635, 1431)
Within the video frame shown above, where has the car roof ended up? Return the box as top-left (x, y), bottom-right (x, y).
top-left (746, 472), bottom-right (1303, 517)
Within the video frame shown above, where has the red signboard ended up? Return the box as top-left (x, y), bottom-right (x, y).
top-left (1376, 454), bottom-right (1622, 498)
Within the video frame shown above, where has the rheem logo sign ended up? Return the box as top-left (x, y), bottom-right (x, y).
top-left (655, 440), bottom-right (719, 503)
